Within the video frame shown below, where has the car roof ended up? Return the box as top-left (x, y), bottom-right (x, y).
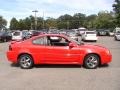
top-left (31, 34), bottom-right (67, 39)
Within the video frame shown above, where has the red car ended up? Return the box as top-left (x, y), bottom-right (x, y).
top-left (6, 34), bottom-right (112, 69)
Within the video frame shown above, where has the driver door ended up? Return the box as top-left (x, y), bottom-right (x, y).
top-left (44, 36), bottom-right (80, 63)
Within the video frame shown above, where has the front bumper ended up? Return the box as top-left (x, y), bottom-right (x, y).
top-left (101, 53), bottom-right (112, 64)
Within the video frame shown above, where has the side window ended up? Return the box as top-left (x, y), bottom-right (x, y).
top-left (33, 37), bottom-right (47, 45)
top-left (47, 36), bottom-right (69, 46)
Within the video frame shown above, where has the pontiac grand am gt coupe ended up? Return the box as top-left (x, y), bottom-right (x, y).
top-left (6, 34), bottom-right (112, 69)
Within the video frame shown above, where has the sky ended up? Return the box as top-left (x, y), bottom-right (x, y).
top-left (0, 0), bottom-right (114, 27)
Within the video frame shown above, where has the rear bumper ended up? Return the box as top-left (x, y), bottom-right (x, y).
top-left (84, 37), bottom-right (98, 41)
top-left (12, 37), bottom-right (23, 41)
top-left (6, 51), bottom-right (18, 63)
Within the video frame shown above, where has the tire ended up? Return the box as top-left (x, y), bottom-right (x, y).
top-left (3, 38), bottom-right (7, 42)
top-left (84, 54), bottom-right (100, 69)
top-left (22, 37), bottom-right (26, 41)
top-left (81, 38), bottom-right (84, 41)
top-left (76, 38), bottom-right (78, 41)
top-left (18, 54), bottom-right (34, 69)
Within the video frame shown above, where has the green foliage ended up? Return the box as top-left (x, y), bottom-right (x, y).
top-left (10, 18), bottom-right (19, 30)
top-left (10, 16), bottom-right (43, 30)
top-left (37, 17), bottom-right (44, 29)
top-left (95, 11), bottom-right (115, 29)
top-left (73, 13), bottom-right (86, 28)
top-left (9, 11), bottom-right (115, 30)
top-left (57, 13), bottom-right (86, 29)
top-left (113, 0), bottom-right (120, 26)
top-left (85, 14), bottom-right (97, 29)
top-left (0, 16), bottom-right (7, 30)
top-left (45, 17), bottom-right (57, 29)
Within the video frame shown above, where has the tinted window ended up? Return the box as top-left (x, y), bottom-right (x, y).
top-left (86, 32), bottom-right (96, 34)
top-left (47, 36), bottom-right (69, 46)
top-left (13, 32), bottom-right (21, 36)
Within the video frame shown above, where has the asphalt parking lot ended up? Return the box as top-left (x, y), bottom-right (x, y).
top-left (0, 36), bottom-right (120, 90)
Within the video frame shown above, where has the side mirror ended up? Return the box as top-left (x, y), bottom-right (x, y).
top-left (69, 43), bottom-right (75, 48)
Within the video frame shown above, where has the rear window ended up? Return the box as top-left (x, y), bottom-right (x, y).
top-left (13, 32), bottom-right (21, 36)
top-left (86, 32), bottom-right (96, 34)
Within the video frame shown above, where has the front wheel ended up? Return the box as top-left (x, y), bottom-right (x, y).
top-left (18, 54), bottom-right (34, 69)
top-left (84, 54), bottom-right (100, 69)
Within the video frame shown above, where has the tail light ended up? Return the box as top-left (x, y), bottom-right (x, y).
top-left (97, 36), bottom-right (99, 39)
top-left (9, 45), bottom-right (12, 51)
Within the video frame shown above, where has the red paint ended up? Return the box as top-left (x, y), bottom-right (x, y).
top-left (6, 34), bottom-right (112, 66)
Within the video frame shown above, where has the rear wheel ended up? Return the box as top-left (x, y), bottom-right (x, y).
top-left (84, 54), bottom-right (100, 69)
top-left (18, 54), bottom-right (34, 69)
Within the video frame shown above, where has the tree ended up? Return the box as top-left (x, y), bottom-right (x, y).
top-left (58, 14), bottom-right (73, 21)
top-left (29, 15), bottom-right (35, 30)
top-left (0, 16), bottom-right (7, 30)
top-left (17, 19), bottom-right (26, 30)
top-left (57, 14), bottom-right (73, 29)
top-left (10, 16), bottom-right (44, 30)
top-left (113, 0), bottom-right (120, 26)
top-left (10, 17), bottom-right (18, 30)
top-left (72, 13), bottom-right (86, 28)
top-left (94, 11), bottom-right (115, 29)
top-left (28, 15), bottom-right (43, 30)
top-left (85, 14), bottom-right (97, 29)
top-left (57, 21), bottom-right (68, 29)
top-left (45, 17), bottom-right (57, 29)
top-left (24, 17), bottom-right (31, 30)
top-left (37, 17), bottom-right (43, 29)
top-left (8, 11), bottom-right (115, 30)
